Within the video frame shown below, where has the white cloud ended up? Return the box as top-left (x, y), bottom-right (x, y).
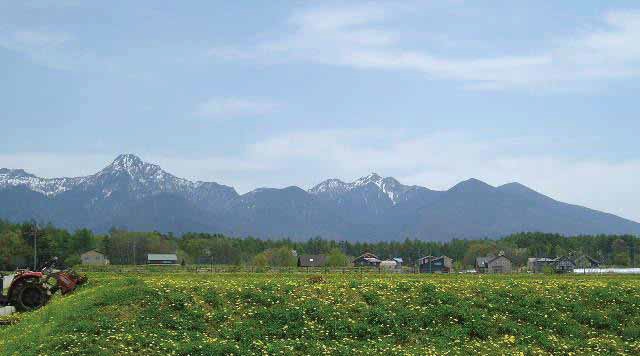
top-left (194, 97), bottom-right (280, 120)
top-left (0, 29), bottom-right (104, 71)
top-left (11, 30), bottom-right (72, 48)
top-left (0, 30), bottom-right (72, 56)
top-left (210, 4), bottom-right (640, 90)
top-left (0, 152), bottom-right (114, 178)
top-left (217, 129), bottom-right (640, 222)
top-left (22, 0), bottom-right (83, 9)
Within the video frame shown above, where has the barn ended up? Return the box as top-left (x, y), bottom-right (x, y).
top-left (80, 250), bottom-right (110, 266)
top-left (147, 253), bottom-right (178, 265)
top-left (418, 256), bottom-right (453, 273)
top-left (530, 257), bottom-right (556, 273)
top-left (380, 258), bottom-right (403, 271)
top-left (476, 252), bottom-right (512, 273)
top-left (574, 255), bottom-right (601, 269)
top-left (552, 256), bottom-right (576, 273)
top-left (530, 256), bottom-right (583, 273)
top-left (298, 255), bottom-right (327, 267)
top-left (352, 252), bottom-right (381, 267)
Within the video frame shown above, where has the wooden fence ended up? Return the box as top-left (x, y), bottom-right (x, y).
top-left (73, 264), bottom-right (419, 274)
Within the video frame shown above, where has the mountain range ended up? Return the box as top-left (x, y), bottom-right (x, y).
top-left (1, 154), bottom-right (639, 241)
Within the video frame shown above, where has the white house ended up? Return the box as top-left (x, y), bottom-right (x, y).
top-left (81, 250), bottom-right (110, 265)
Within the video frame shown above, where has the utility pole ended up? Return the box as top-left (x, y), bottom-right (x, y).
top-left (32, 222), bottom-right (38, 270)
top-left (204, 248), bottom-right (212, 273)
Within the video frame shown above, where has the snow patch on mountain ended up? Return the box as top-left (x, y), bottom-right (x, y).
top-left (309, 173), bottom-right (418, 204)
top-left (308, 178), bottom-right (350, 199)
top-left (0, 168), bottom-right (84, 196)
top-left (0, 154), bottom-right (237, 201)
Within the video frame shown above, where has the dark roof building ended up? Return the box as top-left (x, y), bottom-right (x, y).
top-left (418, 255), bottom-right (453, 273)
top-left (353, 252), bottom-right (381, 267)
top-left (530, 255), bottom-right (585, 273)
top-left (530, 257), bottom-right (556, 273)
top-left (476, 252), bottom-right (512, 273)
top-left (297, 255), bottom-right (327, 267)
top-left (475, 257), bottom-right (489, 269)
top-left (147, 253), bottom-right (178, 265)
top-left (574, 255), bottom-right (601, 268)
top-left (552, 256), bottom-right (576, 273)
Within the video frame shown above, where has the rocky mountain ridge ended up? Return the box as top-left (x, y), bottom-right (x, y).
top-left (1, 154), bottom-right (639, 240)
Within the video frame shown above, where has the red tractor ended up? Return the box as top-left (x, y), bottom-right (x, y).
top-left (0, 257), bottom-right (87, 312)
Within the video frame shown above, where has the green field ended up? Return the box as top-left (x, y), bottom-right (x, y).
top-left (1, 273), bottom-right (639, 355)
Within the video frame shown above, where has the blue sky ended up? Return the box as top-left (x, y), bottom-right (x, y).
top-left (1, 1), bottom-right (640, 221)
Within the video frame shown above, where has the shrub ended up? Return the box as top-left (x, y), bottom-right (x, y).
top-left (622, 325), bottom-right (640, 341)
top-left (307, 275), bottom-right (324, 284)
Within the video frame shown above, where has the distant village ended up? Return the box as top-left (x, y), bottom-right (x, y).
top-left (3, 219), bottom-right (636, 273)
top-left (79, 249), bottom-right (604, 274)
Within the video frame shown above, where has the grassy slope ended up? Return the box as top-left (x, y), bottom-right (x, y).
top-left (1, 273), bottom-right (639, 355)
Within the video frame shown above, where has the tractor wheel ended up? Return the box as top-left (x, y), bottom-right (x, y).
top-left (10, 279), bottom-right (50, 312)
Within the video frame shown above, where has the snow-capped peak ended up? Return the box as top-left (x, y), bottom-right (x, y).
top-left (309, 173), bottom-right (411, 204)
top-left (111, 153), bottom-right (144, 169)
top-left (0, 168), bottom-right (80, 196)
top-left (354, 173), bottom-right (383, 187)
top-left (0, 154), bottom-right (234, 199)
top-left (309, 178), bottom-right (348, 194)
top-left (102, 154), bottom-right (157, 176)
top-left (0, 168), bottom-right (35, 178)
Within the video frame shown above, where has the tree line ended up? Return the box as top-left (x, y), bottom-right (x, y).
top-left (1, 219), bottom-right (639, 270)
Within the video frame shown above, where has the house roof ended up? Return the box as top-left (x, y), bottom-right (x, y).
top-left (554, 255), bottom-right (576, 263)
top-left (353, 252), bottom-right (379, 261)
top-left (487, 255), bottom-right (511, 263)
top-left (532, 255), bottom-right (599, 265)
top-left (575, 255), bottom-right (601, 264)
top-left (298, 254), bottom-right (326, 267)
top-left (81, 249), bottom-right (104, 256)
top-left (147, 253), bottom-right (178, 261)
top-left (419, 255), bottom-right (449, 264)
top-left (393, 257), bottom-right (403, 264)
top-left (477, 255), bottom-right (511, 267)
